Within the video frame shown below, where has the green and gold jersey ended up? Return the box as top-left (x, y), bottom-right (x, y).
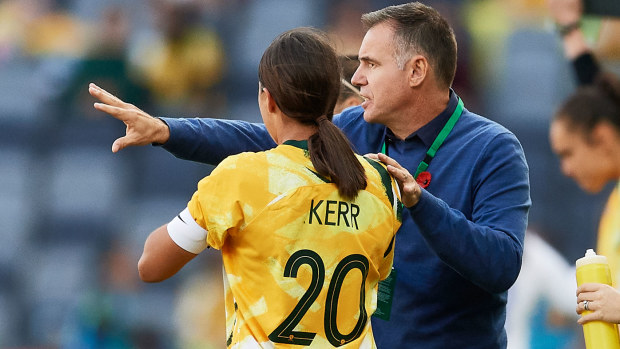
top-left (177, 140), bottom-right (402, 348)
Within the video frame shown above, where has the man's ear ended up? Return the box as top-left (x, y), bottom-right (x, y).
top-left (408, 55), bottom-right (428, 87)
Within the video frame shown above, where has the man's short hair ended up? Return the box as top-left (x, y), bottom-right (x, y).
top-left (361, 2), bottom-right (457, 89)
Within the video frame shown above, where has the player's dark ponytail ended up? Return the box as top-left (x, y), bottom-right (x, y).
top-left (308, 115), bottom-right (366, 200)
top-left (258, 28), bottom-right (366, 200)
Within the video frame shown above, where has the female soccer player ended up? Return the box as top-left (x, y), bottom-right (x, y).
top-left (92, 27), bottom-right (401, 348)
top-left (550, 73), bottom-right (620, 325)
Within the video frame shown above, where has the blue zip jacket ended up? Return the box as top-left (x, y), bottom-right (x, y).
top-left (160, 91), bottom-right (531, 348)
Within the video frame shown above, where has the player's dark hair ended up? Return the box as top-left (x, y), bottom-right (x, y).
top-left (258, 27), bottom-right (366, 200)
top-left (361, 2), bottom-right (457, 89)
top-left (554, 72), bottom-right (620, 140)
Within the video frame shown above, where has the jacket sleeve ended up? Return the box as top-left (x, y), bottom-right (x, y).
top-left (408, 132), bottom-right (530, 293)
top-left (159, 117), bottom-right (276, 165)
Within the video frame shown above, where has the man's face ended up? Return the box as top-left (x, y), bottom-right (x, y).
top-left (550, 119), bottom-right (612, 193)
top-left (352, 22), bottom-right (412, 126)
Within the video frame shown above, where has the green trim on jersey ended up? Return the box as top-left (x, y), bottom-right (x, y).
top-left (283, 139), bottom-right (309, 150)
top-left (363, 157), bottom-right (395, 209)
top-left (307, 168), bottom-right (331, 184)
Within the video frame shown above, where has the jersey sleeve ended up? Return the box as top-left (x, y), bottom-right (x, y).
top-left (360, 156), bottom-right (402, 280)
top-left (186, 154), bottom-right (267, 250)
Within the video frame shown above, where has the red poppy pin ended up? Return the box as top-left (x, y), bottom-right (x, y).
top-left (416, 171), bottom-right (431, 188)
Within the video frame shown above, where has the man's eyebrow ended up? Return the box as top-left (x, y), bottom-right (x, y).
top-left (358, 55), bottom-right (377, 64)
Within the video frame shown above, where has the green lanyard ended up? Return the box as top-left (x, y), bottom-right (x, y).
top-left (381, 98), bottom-right (464, 179)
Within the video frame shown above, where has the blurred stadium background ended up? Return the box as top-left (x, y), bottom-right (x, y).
top-left (0, 0), bottom-right (618, 347)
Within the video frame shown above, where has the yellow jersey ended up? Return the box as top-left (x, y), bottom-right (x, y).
top-left (597, 182), bottom-right (620, 286)
top-left (184, 140), bottom-right (401, 348)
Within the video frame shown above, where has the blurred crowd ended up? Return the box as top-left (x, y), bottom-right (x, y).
top-left (0, 0), bottom-right (619, 347)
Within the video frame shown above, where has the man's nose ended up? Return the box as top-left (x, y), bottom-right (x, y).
top-left (351, 67), bottom-right (365, 87)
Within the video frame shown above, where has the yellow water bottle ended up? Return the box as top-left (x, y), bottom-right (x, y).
top-left (576, 248), bottom-right (620, 349)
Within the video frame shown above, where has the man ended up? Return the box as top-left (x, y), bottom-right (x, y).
top-left (90, 3), bottom-right (530, 348)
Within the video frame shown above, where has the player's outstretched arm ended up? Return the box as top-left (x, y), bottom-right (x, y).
top-left (89, 83), bottom-right (170, 152)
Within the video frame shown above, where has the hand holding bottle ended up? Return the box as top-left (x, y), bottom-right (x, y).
top-left (577, 283), bottom-right (620, 324)
top-left (575, 249), bottom-right (620, 349)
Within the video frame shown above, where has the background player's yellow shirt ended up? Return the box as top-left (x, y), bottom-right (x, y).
top-left (187, 140), bottom-right (402, 348)
top-left (597, 182), bottom-right (620, 286)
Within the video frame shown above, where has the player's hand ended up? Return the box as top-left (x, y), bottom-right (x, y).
top-left (89, 83), bottom-right (170, 152)
top-left (366, 153), bottom-right (421, 207)
top-left (576, 283), bottom-right (620, 325)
